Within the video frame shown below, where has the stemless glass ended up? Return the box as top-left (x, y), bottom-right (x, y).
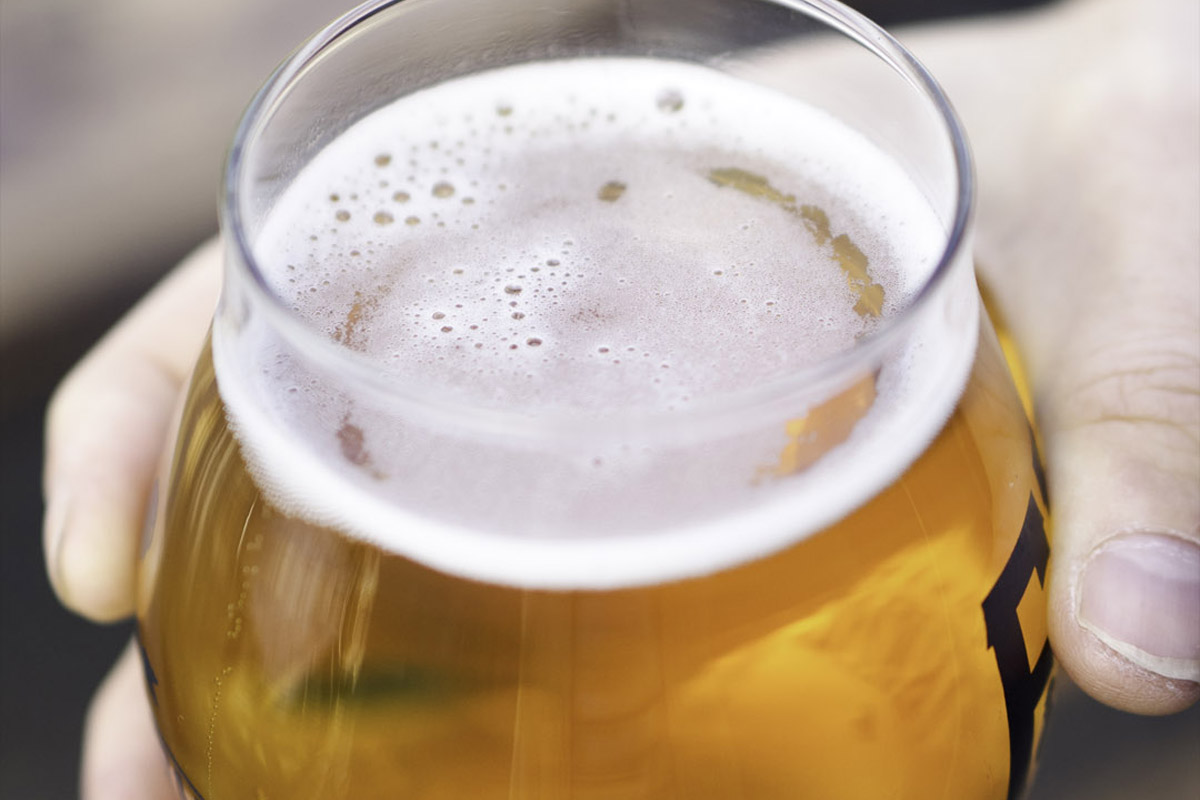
top-left (137, 1), bottom-right (1052, 798)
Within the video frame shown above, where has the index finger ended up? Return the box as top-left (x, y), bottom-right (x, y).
top-left (44, 237), bottom-right (222, 621)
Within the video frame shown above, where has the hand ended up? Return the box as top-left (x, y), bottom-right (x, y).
top-left (908, 0), bottom-right (1199, 713)
top-left (44, 1), bottom-right (1197, 798)
top-left (45, 240), bottom-right (221, 799)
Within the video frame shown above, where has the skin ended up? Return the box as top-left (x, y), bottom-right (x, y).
top-left (42, 1), bottom-right (1197, 797)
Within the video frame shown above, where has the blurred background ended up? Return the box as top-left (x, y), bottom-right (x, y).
top-left (1, 0), bottom-right (1196, 798)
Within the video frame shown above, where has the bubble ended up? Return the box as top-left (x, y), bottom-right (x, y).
top-left (433, 181), bottom-right (456, 198)
top-left (335, 210), bottom-right (351, 222)
top-left (496, 104), bottom-right (513, 117)
top-left (375, 154), bottom-right (392, 167)
top-left (505, 285), bottom-right (523, 295)
top-left (512, 311), bottom-right (525, 320)
top-left (393, 191), bottom-right (411, 203)
top-left (526, 338), bottom-right (542, 347)
top-left (329, 193), bottom-right (340, 203)
top-left (432, 312), bottom-right (445, 320)
top-left (656, 88), bottom-right (685, 113)
top-left (373, 211), bottom-right (395, 225)
top-left (441, 326), bottom-right (453, 333)
top-left (405, 216), bottom-right (421, 226)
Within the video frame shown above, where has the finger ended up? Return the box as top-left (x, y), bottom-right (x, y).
top-left (44, 237), bottom-right (221, 621)
top-left (915, 0), bottom-right (1199, 713)
top-left (82, 640), bottom-right (177, 800)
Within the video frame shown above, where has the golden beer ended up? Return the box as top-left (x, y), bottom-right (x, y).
top-left (140, 328), bottom-right (1049, 800)
top-left (137, 3), bottom-right (1052, 799)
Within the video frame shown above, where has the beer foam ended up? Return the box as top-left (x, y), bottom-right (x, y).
top-left (216, 58), bottom-right (978, 588)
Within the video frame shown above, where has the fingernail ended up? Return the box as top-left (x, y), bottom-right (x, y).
top-left (1079, 533), bottom-right (1200, 682)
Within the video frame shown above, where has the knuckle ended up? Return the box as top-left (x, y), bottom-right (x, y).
top-left (1056, 330), bottom-right (1200, 449)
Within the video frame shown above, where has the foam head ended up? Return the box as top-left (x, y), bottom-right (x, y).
top-left (215, 58), bottom-right (978, 588)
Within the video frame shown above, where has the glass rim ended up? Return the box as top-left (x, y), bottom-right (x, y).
top-left (219, 0), bottom-right (975, 441)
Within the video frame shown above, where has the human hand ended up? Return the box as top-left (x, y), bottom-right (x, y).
top-left (908, 0), bottom-right (1199, 713)
top-left (44, 240), bottom-right (221, 799)
top-left (44, 1), bottom-right (1197, 798)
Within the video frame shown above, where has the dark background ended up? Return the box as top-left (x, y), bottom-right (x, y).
top-left (1, 1), bottom-right (1197, 798)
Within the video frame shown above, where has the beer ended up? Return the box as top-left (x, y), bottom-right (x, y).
top-left (138, 53), bottom-right (1050, 800)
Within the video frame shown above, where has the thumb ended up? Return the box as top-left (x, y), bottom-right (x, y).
top-left (1034, 173), bottom-right (1199, 713)
top-left (917, 0), bottom-right (1199, 712)
top-left (1047, 382), bottom-right (1199, 714)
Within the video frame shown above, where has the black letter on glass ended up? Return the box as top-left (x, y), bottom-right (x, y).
top-left (983, 494), bottom-right (1052, 800)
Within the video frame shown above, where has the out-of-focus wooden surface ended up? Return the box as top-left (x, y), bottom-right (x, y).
top-left (1, 1), bottom-right (1196, 798)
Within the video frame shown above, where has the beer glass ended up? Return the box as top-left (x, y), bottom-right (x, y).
top-left (136, 0), bottom-right (1052, 797)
